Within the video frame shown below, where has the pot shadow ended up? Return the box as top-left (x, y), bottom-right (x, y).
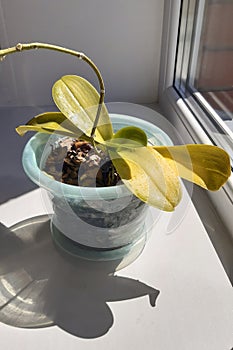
top-left (0, 216), bottom-right (160, 339)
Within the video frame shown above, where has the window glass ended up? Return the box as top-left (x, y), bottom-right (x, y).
top-left (194, 1), bottom-right (233, 121)
top-left (174, 0), bottom-right (233, 166)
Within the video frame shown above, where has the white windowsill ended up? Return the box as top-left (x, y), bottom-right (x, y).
top-left (0, 101), bottom-right (232, 348)
top-left (0, 183), bottom-right (232, 348)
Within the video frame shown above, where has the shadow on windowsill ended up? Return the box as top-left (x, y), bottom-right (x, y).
top-left (0, 175), bottom-right (36, 204)
top-left (0, 216), bottom-right (160, 339)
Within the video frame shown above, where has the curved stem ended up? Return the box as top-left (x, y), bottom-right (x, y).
top-left (0, 42), bottom-right (105, 137)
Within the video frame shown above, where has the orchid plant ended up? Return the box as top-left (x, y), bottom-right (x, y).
top-left (0, 43), bottom-right (231, 212)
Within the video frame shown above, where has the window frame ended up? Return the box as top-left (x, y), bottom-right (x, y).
top-left (174, 0), bottom-right (233, 154)
top-left (158, 0), bottom-right (233, 238)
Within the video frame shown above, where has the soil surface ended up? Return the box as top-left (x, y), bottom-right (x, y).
top-left (44, 138), bottom-right (121, 187)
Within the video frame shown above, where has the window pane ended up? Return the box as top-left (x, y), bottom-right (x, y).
top-left (194, 0), bottom-right (233, 122)
top-left (174, 0), bottom-right (233, 166)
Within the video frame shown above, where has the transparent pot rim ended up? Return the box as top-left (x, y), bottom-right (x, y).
top-left (22, 113), bottom-right (173, 200)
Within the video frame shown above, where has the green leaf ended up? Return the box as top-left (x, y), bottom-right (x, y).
top-left (52, 75), bottom-right (113, 142)
top-left (153, 144), bottom-right (231, 191)
top-left (16, 111), bottom-right (91, 140)
top-left (101, 126), bottom-right (148, 151)
top-left (110, 146), bottom-right (182, 211)
top-left (113, 126), bottom-right (147, 146)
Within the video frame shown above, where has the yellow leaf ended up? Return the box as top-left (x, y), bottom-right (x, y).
top-left (153, 144), bottom-right (231, 191)
top-left (52, 75), bottom-right (113, 142)
top-left (110, 147), bottom-right (182, 211)
top-left (16, 112), bottom-right (89, 139)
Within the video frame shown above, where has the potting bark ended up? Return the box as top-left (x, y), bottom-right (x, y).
top-left (44, 138), bottom-right (121, 187)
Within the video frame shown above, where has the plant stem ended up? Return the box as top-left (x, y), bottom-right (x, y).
top-left (0, 42), bottom-right (105, 138)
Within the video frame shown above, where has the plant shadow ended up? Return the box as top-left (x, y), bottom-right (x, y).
top-left (0, 216), bottom-right (160, 339)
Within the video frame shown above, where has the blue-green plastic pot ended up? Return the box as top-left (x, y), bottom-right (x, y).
top-left (22, 114), bottom-right (172, 260)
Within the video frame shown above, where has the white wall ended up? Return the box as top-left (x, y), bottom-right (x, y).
top-left (0, 0), bottom-right (164, 107)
